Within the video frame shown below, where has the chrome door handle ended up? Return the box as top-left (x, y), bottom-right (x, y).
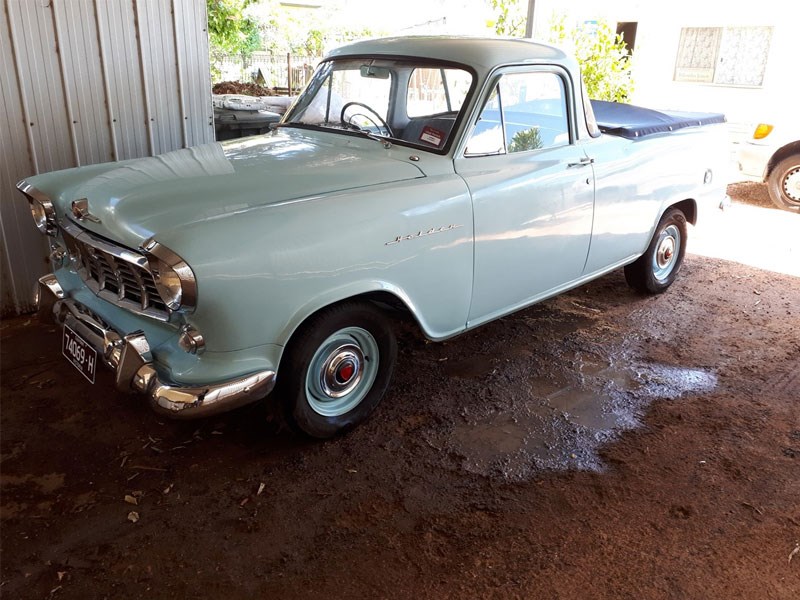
top-left (568, 157), bottom-right (594, 167)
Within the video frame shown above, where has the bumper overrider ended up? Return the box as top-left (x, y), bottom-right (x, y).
top-left (38, 273), bottom-right (276, 419)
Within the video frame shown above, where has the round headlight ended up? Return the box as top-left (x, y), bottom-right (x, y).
top-left (151, 261), bottom-right (184, 310)
top-left (142, 239), bottom-right (197, 312)
top-left (17, 181), bottom-right (57, 236)
top-left (30, 200), bottom-right (48, 233)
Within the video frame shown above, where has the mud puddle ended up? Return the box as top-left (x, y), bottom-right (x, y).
top-left (445, 356), bottom-right (718, 479)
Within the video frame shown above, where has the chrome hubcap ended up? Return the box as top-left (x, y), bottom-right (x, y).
top-left (306, 327), bottom-right (379, 417)
top-left (320, 344), bottom-right (364, 398)
top-left (783, 166), bottom-right (800, 204)
top-left (653, 224), bottom-right (681, 281)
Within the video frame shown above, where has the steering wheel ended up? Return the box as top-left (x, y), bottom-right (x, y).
top-left (340, 102), bottom-right (394, 137)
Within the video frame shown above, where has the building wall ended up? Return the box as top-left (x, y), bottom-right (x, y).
top-left (531, 0), bottom-right (797, 130)
top-left (0, 0), bottom-right (214, 316)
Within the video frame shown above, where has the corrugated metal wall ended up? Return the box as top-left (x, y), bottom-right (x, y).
top-left (0, 0), bottom-right (214, 316)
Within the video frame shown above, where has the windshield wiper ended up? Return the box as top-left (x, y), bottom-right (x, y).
top-left (276, 122), bottom-right (393, 148)
top-left (341, 123), bottom-right (393, 148)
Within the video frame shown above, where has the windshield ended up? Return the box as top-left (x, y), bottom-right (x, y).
top-left (284, 58), bottom-right (474, 153)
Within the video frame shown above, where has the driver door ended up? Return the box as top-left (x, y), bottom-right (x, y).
top-left (454, 67), bottom-right (595, 325)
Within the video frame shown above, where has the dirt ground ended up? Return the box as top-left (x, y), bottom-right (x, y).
top-left (1, 183), bottom-right (798, 599)
top-left (212, 81), bottom-right (280, 96)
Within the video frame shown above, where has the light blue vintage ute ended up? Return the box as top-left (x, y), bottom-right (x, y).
top-left (19, 37), bottom-right (728, 438)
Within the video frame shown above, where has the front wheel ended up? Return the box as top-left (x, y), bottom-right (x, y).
top-left (279, 301), bottom-right (397, 438)
top-left (766, 154), bottom-right (800, 212)
top-left (625, 208), bottom-right (688, 294)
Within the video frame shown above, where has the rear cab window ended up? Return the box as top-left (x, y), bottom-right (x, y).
top-left (403, 68), bottom-right (473, 149)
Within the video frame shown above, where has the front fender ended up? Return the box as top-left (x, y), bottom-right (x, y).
top-left (156, 175), bottom-right (475, 353)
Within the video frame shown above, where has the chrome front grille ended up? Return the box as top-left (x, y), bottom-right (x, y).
top-left (61, 221), bottom-right (169, 321)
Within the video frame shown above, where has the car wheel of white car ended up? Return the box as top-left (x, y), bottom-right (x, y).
top-left (624, 207), bottom-right (687, 294)
top-left (280, 301), bottom-right (397, 438)
top-left (767, 155), bottom-right (800, 212)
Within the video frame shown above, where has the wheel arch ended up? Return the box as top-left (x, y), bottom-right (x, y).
top-left (624, 204), bottom-right (689, 294)
top-left (276, 284), bottom-right (428, 358)
top-left (766, 141), bottom-right (800, 178)
top-left (665, 198), bottom-right (697, 225)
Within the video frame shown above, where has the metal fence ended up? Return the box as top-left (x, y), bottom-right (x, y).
top-left (213, 52), bottom-right (321, 93)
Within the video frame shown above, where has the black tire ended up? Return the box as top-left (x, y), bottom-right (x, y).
top-left (624, 208), bottom-right (688, 294)
top-left (279, 301), bottom-right (397, 438)
top-left (766, 154), bottom-right (800, 212)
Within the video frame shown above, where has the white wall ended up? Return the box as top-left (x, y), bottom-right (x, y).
top-left (0, 0), bottom-right (215, 316)
top-left (531, 0), bottom-right (797, 130)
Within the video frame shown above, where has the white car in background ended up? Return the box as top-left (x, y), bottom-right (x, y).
top-left (737, 122), bottom-right (800, 212)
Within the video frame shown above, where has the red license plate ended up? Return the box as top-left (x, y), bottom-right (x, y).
top-left (63, 324), bottom-right (98, 384)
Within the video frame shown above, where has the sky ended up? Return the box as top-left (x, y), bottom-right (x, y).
top-left (325, 0), bottom-right (496, 35)
top-left (259, 0), bottom-right (498, 39)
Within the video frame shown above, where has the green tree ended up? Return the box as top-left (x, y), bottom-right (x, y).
top-left (509, 128), bottom-right (543, 153)
top-left (548, 16), bottom-right (634, 103)
top-left (258, 7), bottom-right (376, 57)
top-left (485, 2), bottom-right (634, 103)
top-left (207, 0), bottom-right (261, 56)
top-left (486, 0), bottom-right (526, 37)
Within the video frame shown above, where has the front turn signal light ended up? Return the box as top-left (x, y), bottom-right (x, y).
top-left (752, 123), bottom-right (774, 140)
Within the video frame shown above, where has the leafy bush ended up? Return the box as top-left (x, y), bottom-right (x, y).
top-left (487, 0), bottom-right (526, 37)
top-left (485, 2), bottom-right (634, 103)
top-left (207, 0), bottom-right (261, 56)
top-left (509, 128), bottom-right (543, 153)
top-left (547, 16), bottom-right (634, 103)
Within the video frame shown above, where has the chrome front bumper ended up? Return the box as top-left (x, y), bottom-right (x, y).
top-left (37, 274), bottom-right (276, 419)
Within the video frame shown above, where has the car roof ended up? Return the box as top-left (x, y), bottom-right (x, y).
top-left (325, 35), bottom-right (572, 72)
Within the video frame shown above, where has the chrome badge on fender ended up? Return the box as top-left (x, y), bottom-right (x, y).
top-left (385, 224), bottom-right (463, 246)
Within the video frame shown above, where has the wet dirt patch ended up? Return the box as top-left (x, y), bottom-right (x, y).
top-left (443, 349), bottom-right (719, 479)
top-left (443, 356), bottom-right (497, 379)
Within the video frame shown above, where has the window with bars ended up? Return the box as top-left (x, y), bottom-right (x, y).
top-left (674, 26), bottom-right (772, 86)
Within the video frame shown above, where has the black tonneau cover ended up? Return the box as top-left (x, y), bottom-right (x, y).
top-left (591, 100), bottom-right (726, 139)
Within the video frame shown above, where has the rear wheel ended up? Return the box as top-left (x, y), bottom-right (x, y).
top-left (279, 301), bottom-right (397, 438)
top-left (625, 208), bottom-right (688, 294)
top-left (766, 154), bottom-right (800, 212)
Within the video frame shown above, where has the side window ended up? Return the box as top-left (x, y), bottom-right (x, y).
top-left (464, 85), bottom-right (504, 155)
top-left (407, 68), bottom-right (471, 118)
top-left (500, 71), bottom-right (569, 152)
top-left (465, 71), bottom-right (570, 156)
